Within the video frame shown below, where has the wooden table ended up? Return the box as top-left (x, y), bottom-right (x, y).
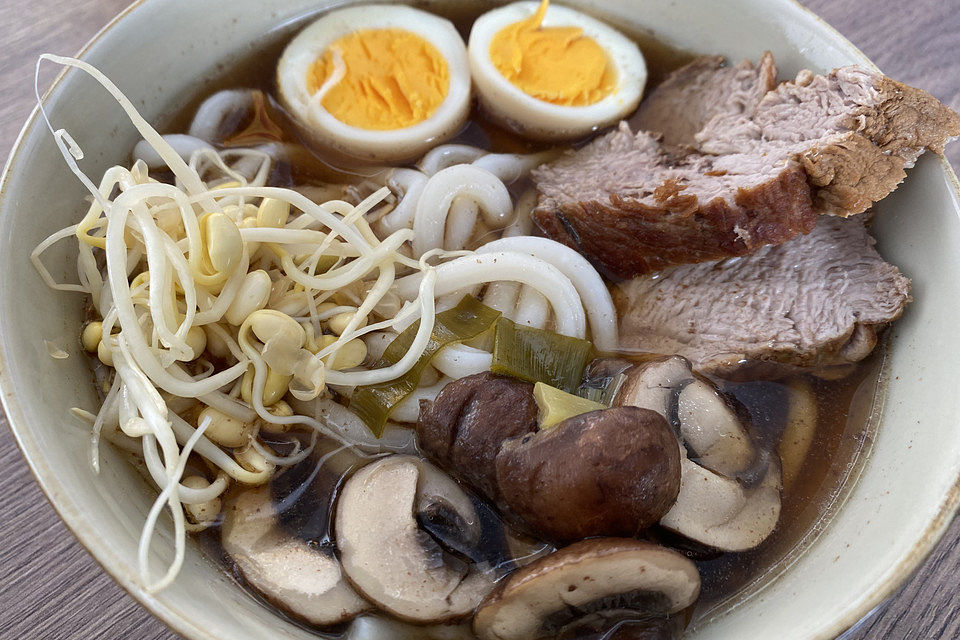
top-left (1, 1), bottom-right (958, 638)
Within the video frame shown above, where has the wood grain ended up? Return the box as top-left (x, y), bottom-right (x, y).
top-left (0, 1), bottom-right (958, 639)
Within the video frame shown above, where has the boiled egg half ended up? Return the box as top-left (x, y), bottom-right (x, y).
top-left (469, 0), bottom-right (647, 140)
top-left (277, 4), bottom-right (471, 163)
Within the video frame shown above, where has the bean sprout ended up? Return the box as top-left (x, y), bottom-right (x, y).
top-left (32, 55), bottom-right (613, 593)
top-left (133, 134), bottom-right (213, 169)
top-left (32, 56), bottom-right (445, 590)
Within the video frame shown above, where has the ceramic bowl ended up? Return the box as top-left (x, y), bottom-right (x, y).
top-left (2, 1), bottom-right (959, 638)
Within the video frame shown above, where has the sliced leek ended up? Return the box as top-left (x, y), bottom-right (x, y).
top-left (533, 382), bottom-right (605, 430)
top-left (491, 318), bottom-right (592, 393)
top-left (351, 296), bottom-right (501, 435)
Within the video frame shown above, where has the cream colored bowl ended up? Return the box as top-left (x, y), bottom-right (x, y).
top-left (2, 1), bottom-right (959, 638)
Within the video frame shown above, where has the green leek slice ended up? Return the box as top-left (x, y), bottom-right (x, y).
top-left (534, 382), bottom-right (605, 430)
top-left (350, 296), bottom-right (501, 436)
top-left (491, 318), bottom-right (592, 393)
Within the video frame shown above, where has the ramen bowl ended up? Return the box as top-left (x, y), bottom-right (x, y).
top-left (1, 0), bottom-right (959, 638)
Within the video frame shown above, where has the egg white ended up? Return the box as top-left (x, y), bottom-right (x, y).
top-left (277, 4), bottom-right (471, 163)
top-left (469, 1), bottom-right (647, 141)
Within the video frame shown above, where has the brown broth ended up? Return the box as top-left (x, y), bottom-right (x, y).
top-left (691, 348), bottom-right (885, 615)
top-left (147, 3), bottom-right (887, 637)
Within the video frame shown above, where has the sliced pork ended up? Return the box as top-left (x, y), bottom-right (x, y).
top-left (533, 57), bottom-right (960, 278)
top-left (613, 216), bottom-right (911, 379)
top-left (633, 52), bottom-right (777, 147)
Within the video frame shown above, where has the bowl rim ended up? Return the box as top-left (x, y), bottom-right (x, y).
top-left (2, 1), bottom-right (959, 639)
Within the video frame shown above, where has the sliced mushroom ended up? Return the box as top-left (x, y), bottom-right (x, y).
top-left (580, 357), bottom-right (634, 386)
top-left (417, 372), bottom-right (538, 499)
top-left (839, 323), bottom-right (878, 363)
top-left (415, 460), bottom-right (483, 561)
top-left (723, 377), bottom-right (818, 491)
top-left (335, 455), bottom-right (494, 623)
top-left (777, 378), bottom-right (818, 491)
top-left (616, 356), bottom-right (757, 478)
top-left (676, 379), bottom-right (754, 477)
top-left (473, 539), bottom-right (700, 640)
top-left (578, 357), bottom-right (634, 402)
top-left (660, 454), bottom-right (782, 552)
top-left (615, 356), bottom-right (693, 419)
top-left (495, 407), bottom-right (681, 541)
top-left (221, 486), bottom-right (371, 626)
top-left (616, 356), bottom-right (780, 551)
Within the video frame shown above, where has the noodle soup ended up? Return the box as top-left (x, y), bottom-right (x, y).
top-left (28, 1), bottom-right (958, 638)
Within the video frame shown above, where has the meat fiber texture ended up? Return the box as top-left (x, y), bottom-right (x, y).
top-left (633, 52), bottom-right (778, 148)
top-left (613, 215), bottom-right (911, 379)
top-left (533, 54), bottom-right (960, 279)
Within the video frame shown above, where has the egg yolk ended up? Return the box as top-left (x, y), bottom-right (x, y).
top-left (489, 0), bottom-right (615, 107)
top-left (306, 29), bottom-right (449, 130)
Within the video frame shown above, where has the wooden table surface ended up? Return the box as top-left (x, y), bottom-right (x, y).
top-left (1, 1), bottom-right (958, 639)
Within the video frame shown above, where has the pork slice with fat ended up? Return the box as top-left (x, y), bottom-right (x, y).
top-left (533, 57), bottom-right (960, 278)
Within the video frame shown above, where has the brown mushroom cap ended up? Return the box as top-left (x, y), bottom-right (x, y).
top-left (473, 538), bottom-right (700, 640)
top-left (417, 372), bottom-right (538, 498)
top-left (495, 407), bottom-right (681, 542)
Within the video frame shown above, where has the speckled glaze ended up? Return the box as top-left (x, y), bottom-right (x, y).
top-left (1, 1), bottom-right (959, 639)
